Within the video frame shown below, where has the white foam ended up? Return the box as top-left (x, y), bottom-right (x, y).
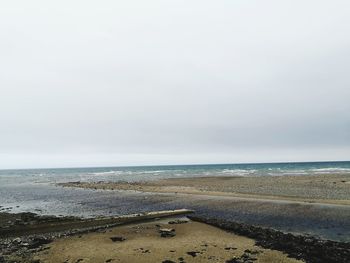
top-left (91, 171), bottom-right (124, 176)
top-left (310, 168), bottom-right (350, 173)
top-left (219, 169), bottom-right (257, 176)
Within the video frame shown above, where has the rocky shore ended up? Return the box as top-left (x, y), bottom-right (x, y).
top-left (1, 211), bottom-right (349, 262)
top-left (0, 210), bottom-right (192, 263)
top-left (1, 174), bottom-right (349, 262)
top-left (31, 216), bottom-right (302, 263)
top-left (189, 216), bottom-right (350, 263)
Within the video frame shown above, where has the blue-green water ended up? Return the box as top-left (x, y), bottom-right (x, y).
top-left (1, 161), bottom-right (350, 185)
top-left (0, 161), bottom-right (349, 241)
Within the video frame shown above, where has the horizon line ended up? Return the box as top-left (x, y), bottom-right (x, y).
top-left (0, 159), bottom-right (349, 171)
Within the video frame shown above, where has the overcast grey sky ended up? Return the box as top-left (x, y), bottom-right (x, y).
top-left (0, 1), bottom-right (349, 169)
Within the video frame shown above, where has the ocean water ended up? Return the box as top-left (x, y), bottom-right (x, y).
top-left (1, 161), bottom-right (350, 186)
top-left (1, 161), bottom-right (350, 241)
top-left (1, 161), bottom-right (350, 212)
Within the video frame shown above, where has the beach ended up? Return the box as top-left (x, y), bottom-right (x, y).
top-left (56, 173), bottom-right (350, 242)
top-left (2, 211), bottom-right (350, 263)
top-left (59, 173), bottom-right (350, 205)
top-left (2, 0), bottom-right (350, 261)
top-left (1, 164), bottom-right (350, 262)
top-left (34, 218), bottom-right (302, 263)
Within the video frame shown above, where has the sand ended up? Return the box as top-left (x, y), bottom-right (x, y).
top-left (60, 173), bottom-right (350, 206)
top-left (34, 219), bottom-right (302, 263)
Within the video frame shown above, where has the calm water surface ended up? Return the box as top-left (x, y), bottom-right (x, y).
top-left (1, 161), bottom-right (349, 241)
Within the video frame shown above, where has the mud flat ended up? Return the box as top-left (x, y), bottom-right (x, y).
top-left (189, 216), bottom-right (350, 263)
top-left (0, 210), bottom-right (192, 263)
top-left (58, 174), bottom-right (350, 242)
top-left (59, 173), bottom-right (350, 205)
top-left (33, 217), bottom-right (302, 263)
top-left (1, 211), bottom-right (349, 263)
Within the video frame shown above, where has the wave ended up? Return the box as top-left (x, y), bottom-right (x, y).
top-left (220, 169), bottom-right (257, 176)
top-left (139, 170), bottom-right (184, 174)
top-left (91, 171), bottom-right (124, 176)
top-left (310, 168), bottom-right (350, 173)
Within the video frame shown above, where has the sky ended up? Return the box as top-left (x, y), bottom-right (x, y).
top-left (0, 1), bottom-right (350, 169)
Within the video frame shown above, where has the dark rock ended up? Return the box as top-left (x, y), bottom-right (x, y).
top-left (162, 260), bottom-right (176, 263)
top-left (28, 237), bottom-right (52, 249)
top-left (105, 259), bottom-right (113, 263)
top-left (159, 228), bottom-right (176, 238)
top-left (186, 251), bottom-right (200, 257)
top-left (225, 247), bottom-right (237, 250)
top-left (189, 216), bottom-right (350, 263)
top-left (242, 252), bottom-right (257, 261)
top-left (110, 236), bottom-right (126, 242)
top-left (225, 258), bottom-right (242, 263)
top-left (12, 237), bottom-right (22, 244)
top-left (168, 219), bottom-right (188, 225)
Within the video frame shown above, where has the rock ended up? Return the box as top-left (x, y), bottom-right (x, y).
top-left (168, 219), bottom-right (188, 225)
top-left (162, 260), bottom-right (176, 263)
top-left (12, 238), bottom-right (22, 244)
top-left (189, 216), bottom-right (350, 263)
top-left (225, 246), bottom-right (237, 250)
top-left (110, 236), bottom-right (126, 242)
top-left (159, 228), bottom-right (176, 238)
top-left (186, 251), bottom-right (200, 257)
top-left (241, 252), bottom-right (257, 261)
top-left (225, 258), bottom-right (243, 263)
top-left (28, 237), bottom-right (52, 249)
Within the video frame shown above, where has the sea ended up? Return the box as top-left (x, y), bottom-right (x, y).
top-left (2, 161), bottom-right (350, 185)
top-left (1, 161), bottom-right (350, 241)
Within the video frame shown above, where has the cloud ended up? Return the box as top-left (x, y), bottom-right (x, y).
top-left (0, 1), bottom-right (349, 168)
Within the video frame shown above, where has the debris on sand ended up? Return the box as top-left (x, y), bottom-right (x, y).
top-left (168, 219), bottom-right (188, 225)
top-left (159, 228), bottom-right (176, 238)
top-left (110, 236), bottom-right (126, 242)
top-left (186, 251), bottom-right (201, 257)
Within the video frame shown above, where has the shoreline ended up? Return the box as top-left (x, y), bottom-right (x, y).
top-left (1, 211), bottom-right (349, 263)
top-left (55, 174), bottom-right (350, 242)
top-left (1, 173), bottom-right (349, 262)
top-left (58, 174), bottom-right (350, 206)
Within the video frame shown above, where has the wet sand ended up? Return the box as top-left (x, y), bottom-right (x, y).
top-left (1, 174), bottom-right (349, 262)
top-left (2, 211), bottom-right (349, 263)
top-left (59, 174), bottom-right (350, 205)
top-left (34, 218), bottom-right (302, 263)
top-left (58, 174), bottom-right (350, 242)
